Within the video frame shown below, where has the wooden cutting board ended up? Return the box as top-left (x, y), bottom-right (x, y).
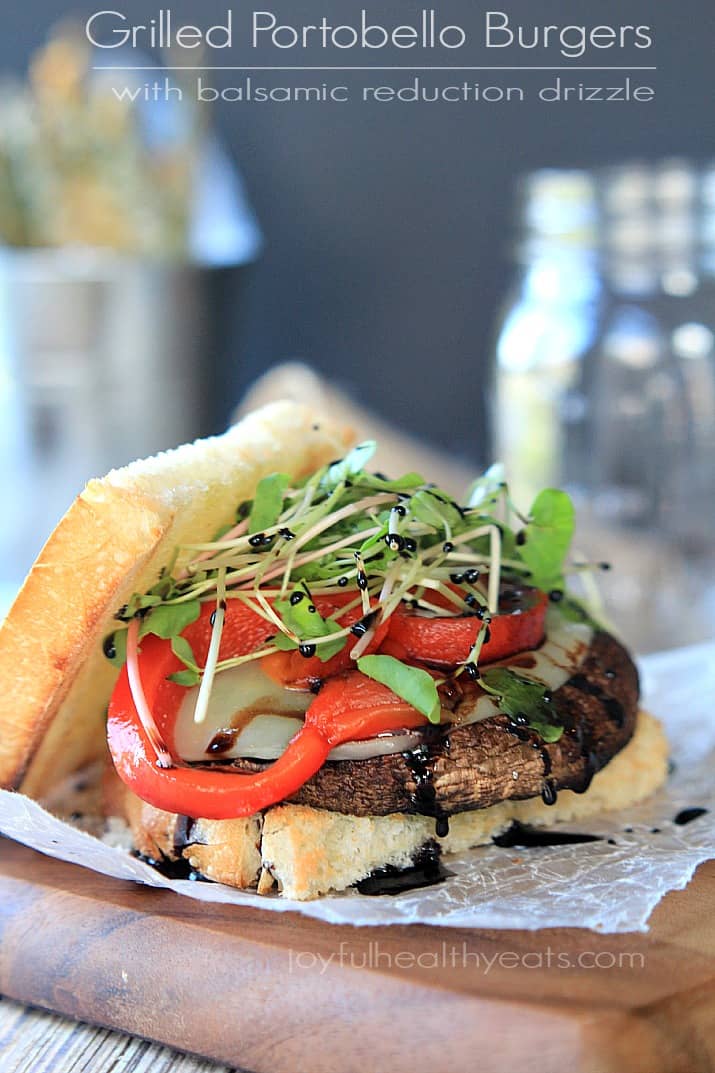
top-left (0, 837), bottom-right (713, 1073)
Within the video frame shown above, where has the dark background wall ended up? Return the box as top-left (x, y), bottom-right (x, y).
top-left (5, 0), bottom-right (713, 462)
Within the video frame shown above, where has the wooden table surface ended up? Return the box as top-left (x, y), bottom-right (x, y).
top-left (0, 998), bottom-right (242, 1073)
top-left (1, 836), bottom-right (714, 1073)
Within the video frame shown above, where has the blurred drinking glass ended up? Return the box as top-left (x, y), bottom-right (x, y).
top-left (493, 161), bottom-right (715, 652)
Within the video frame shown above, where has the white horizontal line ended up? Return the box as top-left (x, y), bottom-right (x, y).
top-left (93, 65), bottom-right (658, 72)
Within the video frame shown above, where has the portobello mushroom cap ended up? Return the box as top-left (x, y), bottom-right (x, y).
top-left (220, 630), bottom-right (638, 818)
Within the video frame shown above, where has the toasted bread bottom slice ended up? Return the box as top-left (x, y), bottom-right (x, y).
top-left (105, 709), bottom-right (668, 900)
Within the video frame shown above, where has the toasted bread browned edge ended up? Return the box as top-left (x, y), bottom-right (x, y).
top-left (0, 401), bottom-right (353, 795)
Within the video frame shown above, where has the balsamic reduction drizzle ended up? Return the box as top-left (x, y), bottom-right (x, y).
top-left (132, 850), bottom-right (207, 882)
top-left (503, 719), bottom-right (558, 804)
top-left (207, 729), bottom-right (239, 755)
top-left (173, 815), bottom-right (195, 855)
top-left (540, 780), bottom-right (558, 807)
top-left (356, 841), bottom-right (452, 896)
top-left (493, 822), bottom-right (602, 848)
top-left (562, 713), bottom-right (600, 796)
top-left (435, 816), bottom-right (450, 839)
top-left (673, 807), bottom-right (708, 826)
top-left (402, 725), bottom-right (451, 840)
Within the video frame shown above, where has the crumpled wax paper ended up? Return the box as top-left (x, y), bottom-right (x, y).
top-left (1, 641), bottom-right (713, 931)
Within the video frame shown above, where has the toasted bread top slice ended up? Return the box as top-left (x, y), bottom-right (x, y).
top-left (0, 401), bottom-right (353, 795)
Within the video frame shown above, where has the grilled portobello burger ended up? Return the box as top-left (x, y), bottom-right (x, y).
top-left (0, 403), bottom-right (668, 900)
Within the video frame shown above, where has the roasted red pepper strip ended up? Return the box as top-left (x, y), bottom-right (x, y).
top-left (107, 611), bottom-right (424, 819)
top-left (302, 671), bottom-right (429, 744)
top-left (108, 689), bottom-right (332, 820)
top-left (107, 590), bottom-right (549, 819)
top-left (261, 593), bottom-right (390, 687)
top-left (387, 590), bottom-right (548, 665)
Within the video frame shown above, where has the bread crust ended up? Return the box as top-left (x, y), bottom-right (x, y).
top-left (0, 489), bottom-right (165, 790)
top-left (0, 402), bottom-right (353, 794)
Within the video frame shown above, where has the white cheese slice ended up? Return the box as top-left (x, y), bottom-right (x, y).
top-left (455, 607), bottom-right (593, 725)
top-left (173, 607), bottom-right (593, 760)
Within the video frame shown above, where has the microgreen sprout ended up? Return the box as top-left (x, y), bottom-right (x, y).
top-left (107, 446), bottom-right (606, 752)
top-left (125, 617), bottom-right (173, 767)
top-left (191, 568), bottom-right (227, 726)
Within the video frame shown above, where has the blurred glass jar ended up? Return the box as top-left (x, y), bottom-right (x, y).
top-left (492, 161), bottom-right (715, 652)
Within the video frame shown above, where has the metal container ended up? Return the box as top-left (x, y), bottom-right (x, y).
top-left (0, 247), bottom-right (245, 602)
